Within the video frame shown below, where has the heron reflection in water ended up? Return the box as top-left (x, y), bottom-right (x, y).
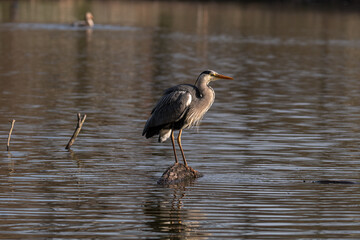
top-left (143, 70), bottom-right (233, 167)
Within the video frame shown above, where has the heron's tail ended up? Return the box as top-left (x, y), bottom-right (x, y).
top-left (142, 124), bottom-right (161, 139)
top-left (158, 129), bottom-right (171, 143)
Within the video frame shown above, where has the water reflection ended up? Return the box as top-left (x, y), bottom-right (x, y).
top-left (68, 149), bottom-right (83, 173)
top-left (6, 151), bottom-right (15, 175)
top-left (144, 181), bottom-right (208, 239)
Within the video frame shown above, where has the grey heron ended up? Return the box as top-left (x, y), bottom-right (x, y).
top-left (142, 70), bottom-right (233, 167)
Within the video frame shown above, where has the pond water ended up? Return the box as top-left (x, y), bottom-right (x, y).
top-left (1, 1), bottom-right (360, 239)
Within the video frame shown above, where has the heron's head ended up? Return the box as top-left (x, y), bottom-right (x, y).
top-left (195, 70), bottom-right (233, 86)
top-left (86, 12), bottom-right (94, 20)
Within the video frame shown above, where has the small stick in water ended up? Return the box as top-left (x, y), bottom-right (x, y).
top-left (65, 113), bottom-right (86, 150)
top-left (7, 119), bottom-right (15, 151)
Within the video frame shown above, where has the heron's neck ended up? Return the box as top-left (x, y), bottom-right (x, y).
top-left (196, 80), bottom-right (213, 96)
top-left (192, 80), bottom-right (215, 119)
top-left (87, 19), bottom-right (94, 27)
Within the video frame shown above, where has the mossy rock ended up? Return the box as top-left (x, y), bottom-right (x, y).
top-left (157, 163), bottom-right (203, 185)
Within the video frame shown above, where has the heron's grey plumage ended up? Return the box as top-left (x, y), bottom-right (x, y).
top-left (143, 70), bottom-right (220, 141)
top-left (142, 70), bottom-right (233, 166)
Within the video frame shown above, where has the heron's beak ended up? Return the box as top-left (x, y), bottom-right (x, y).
top-left (215, 73), bottom-right (233, 80)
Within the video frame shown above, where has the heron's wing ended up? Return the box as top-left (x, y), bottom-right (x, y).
top-left (143, 87), bottom-right (193, 136)
top-left (151, 89), bottom-right (192, 126)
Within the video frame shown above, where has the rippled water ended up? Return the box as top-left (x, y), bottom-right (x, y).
top-left (1, 1), bottom-right (360, 239)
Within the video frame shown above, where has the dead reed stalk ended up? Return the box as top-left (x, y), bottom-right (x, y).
top-left (65, 113), bottom-right (86, 150)
top-left (7, 119), bottom-right (15, 151)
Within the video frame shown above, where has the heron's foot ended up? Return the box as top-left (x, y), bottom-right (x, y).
top-left (185, 165), bottom-right (199, 175)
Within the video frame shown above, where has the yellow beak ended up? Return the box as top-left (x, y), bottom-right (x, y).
top-left (215, 73), bottom-right (233, 80)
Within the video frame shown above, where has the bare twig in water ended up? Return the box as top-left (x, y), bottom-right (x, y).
top-left (65, 113), bottom-right (86, 150)
top-left (7, 119), bottom-right (15, 151)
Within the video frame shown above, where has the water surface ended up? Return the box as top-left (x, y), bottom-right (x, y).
top-left (1, 1), bottom-right (360, 239)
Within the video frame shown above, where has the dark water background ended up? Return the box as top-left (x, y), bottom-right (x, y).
top-left (1, 1), bottom-right (360, 239)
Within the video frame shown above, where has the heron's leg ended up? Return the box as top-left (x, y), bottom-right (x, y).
top-left (177, 129), bottom-right (188, 167)
top-left (171, 130), bottom-right (179, 164)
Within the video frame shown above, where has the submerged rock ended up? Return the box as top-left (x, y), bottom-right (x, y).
top-left (157, 163), bottom-right (203, 185)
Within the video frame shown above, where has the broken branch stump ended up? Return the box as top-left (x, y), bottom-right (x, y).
top-left (65, 113), bottom-right (86, 150)
top-left (7, 119), bottom-right (15, 151)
